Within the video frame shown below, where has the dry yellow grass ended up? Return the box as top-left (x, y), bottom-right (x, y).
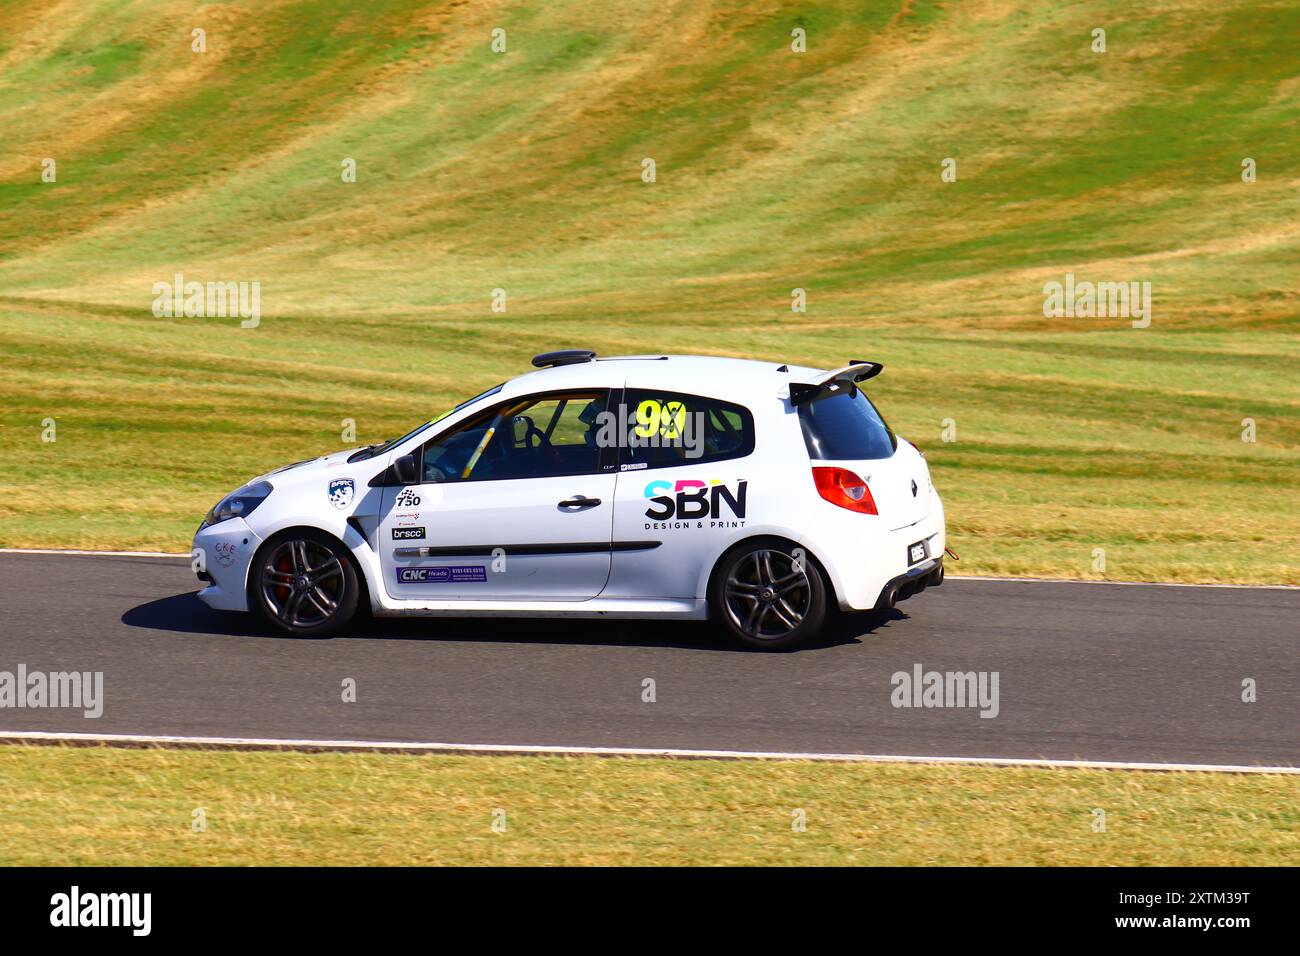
top-left (0, 745), bottom-right (1295, 865)
top-left (0, 0), bottom-right (1296, 578)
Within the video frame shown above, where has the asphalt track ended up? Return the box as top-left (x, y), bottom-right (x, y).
top-left (0, 552), bottom-right (1296, 768)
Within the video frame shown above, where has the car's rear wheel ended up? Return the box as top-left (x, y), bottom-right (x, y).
top-left (709, 539), bottom-right (829, 651)
top-left (252, 530), bottom-right (359, 637)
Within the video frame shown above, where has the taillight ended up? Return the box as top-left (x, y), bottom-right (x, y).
top-left (812, 466), bottom-right (878, 515)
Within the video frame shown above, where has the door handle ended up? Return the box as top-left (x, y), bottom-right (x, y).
top-left (558, 496), bottom-right (602, 509)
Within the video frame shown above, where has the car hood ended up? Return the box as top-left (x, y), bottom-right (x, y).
top-left (250, 448), bottom-right (372, 485)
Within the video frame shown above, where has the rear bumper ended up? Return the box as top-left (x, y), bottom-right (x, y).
top-left (806, 492), bottom-right (946, 611)
top-left (873, 556), bottom-right (944, 611)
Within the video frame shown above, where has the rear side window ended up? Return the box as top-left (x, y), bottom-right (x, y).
top-left (619, 390), bottom-right (754, 469)
top-left (798, 387), bottom-right (897, 460)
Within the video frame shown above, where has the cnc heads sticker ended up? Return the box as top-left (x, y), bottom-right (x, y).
top-left (398, 565), bottom-right (486, 584)
top-left (644, 478), bottom-right (747, 528)
top-left (327, 478), bottom-right (356, 510)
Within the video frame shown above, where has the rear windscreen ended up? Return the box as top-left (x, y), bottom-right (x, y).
top-left (798, 387), bottom-right (897, 460)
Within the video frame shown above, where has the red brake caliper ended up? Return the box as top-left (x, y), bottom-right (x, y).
top-left (275, 556), bottom-right (292, 601)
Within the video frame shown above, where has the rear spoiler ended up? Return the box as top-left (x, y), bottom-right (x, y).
top-left (788, 360), bottom-right (884, 406)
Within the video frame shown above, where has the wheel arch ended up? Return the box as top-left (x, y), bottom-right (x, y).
top-left (702, 533), bottom-right (838, 620)
top-left (246, 524), bottom-right (372, 618)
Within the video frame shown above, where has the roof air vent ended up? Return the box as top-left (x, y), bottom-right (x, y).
top-left (532, 349), bottom-right (596, 368)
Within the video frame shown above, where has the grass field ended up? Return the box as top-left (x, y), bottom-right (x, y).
top-left (1, 745), bottom-right (1295, 866)
top-left (0, 3), bottom-right (1295, 870)
top-left (0, 0), bottom-right (1297, 581)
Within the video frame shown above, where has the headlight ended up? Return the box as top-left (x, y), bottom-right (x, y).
top-left (203, 481), bottom-right (273, 527)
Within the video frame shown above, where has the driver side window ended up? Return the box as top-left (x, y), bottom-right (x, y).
top-left (418, 391), bottom-right (609, 483)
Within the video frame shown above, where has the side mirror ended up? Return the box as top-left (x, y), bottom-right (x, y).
top-left (392, 453), bottom-right (419, 486)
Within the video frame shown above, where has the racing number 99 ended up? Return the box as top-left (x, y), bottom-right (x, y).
top-left (634, 399), bottom-right (687, 439)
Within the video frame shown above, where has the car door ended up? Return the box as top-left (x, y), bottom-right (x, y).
top-left (378, 390), bottom-right (617, 601)
top-left (605, 388), bottom-right (757, 599)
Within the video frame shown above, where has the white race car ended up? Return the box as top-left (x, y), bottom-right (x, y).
top-left (193, 351), bottom-right (945, 650)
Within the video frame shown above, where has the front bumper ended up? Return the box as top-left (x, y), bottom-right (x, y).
top-left (192, 517), bottom-right (262, 611)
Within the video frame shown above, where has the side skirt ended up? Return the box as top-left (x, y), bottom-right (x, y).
top-left (372, 597), bottom-right (707, 620)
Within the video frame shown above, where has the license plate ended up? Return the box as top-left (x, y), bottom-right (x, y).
top-left (907, 541), bottom-right (928, 565)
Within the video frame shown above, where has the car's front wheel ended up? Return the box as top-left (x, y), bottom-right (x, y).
top-left (709, 539), bottom-right (829, 651)
top-left (252, 530), bottom-right (360, 637)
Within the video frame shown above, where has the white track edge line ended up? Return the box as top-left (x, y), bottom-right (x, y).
top-left (0, 731), bottom-right (1293, 774)
top-left (947, 575), bottom-right (1300, 590)
top-left (1, 548), bottom-right (1295, 589)
top-left (0, 547), bottom-right (189, 558)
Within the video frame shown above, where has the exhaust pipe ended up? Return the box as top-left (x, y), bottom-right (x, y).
top-left (878, 556), bottom-right (947, 612)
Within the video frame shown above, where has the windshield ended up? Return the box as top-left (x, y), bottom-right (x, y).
top-left (348, 382), bottom-right (505, 462)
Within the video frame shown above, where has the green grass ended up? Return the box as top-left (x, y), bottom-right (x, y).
top-left (1, 745), bottom-right (1295, 865)
top-left (0, 0), bottom-right (1296, 582)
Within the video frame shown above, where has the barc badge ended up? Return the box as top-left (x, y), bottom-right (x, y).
top-left (328, 478), bottom-right (356, 510)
